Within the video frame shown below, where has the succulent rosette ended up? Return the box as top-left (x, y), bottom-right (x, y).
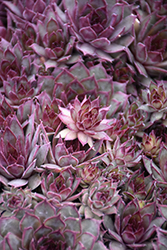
top-left (107, 101), bottom-right (147, 141)
top-left (56, 95), bottom-right (113, 148)
top-left (103, 163), bottom-right (131, 188)
top-left (130, 12), bottom-right (167, 77)
top-left (106, 117), bottom-right (129, 141)
top-left (63, 0), bottom-right (135, 61)
top-left (3, 74), bottom-right (43, 106)
top-left (52, 61), bottom-right (129, 114)
top-left (32, 91), bottom-right (63, 133)
top-left (123, 169), bottom-right (155, 201)
top-left (0, 199), bottom-right (107, 250)
top-left (0, 114), bottom-right (50, 188)
top-left (53, 61), bottom-right (113, 107)
top-left (141, 130), bottom-right (162, 158)
top-left (41, 166), bottom-right (81, 202)
top-left (103, 137), bottom-right (142, 168)
top-left (0, 187), bottom-right (33, 213)
top-left (0, 39), bottom-right (35, 81)
top-left (30, 3), bottom-right (76, 65)
top-left (139, 81), bottom-right (167, 123)
top-left (122, 101), bottom-right (147, 137)
top-left (39, 135), bottom-right (104, 173)
top-left (79, 177), bottom-right (120, 219)
top-left (77, 161), bottom-right (102, 188)
top-left (4, 0), bottom-right (61, 27)
top-left (0, 39), bottom-right (44, 107)
top-left (103, 199), bottom-right (165, 249)
top-left (143, 143), bottom-right (167, 187)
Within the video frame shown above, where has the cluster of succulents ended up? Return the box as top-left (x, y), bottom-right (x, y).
top-left (0, 0), bottom-right (167, 249)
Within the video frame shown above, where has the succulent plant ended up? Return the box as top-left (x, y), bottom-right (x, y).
top-left (77, 161), bottom-right (102, 188)
top-left (106, 117), bottom-right (129, 141)
top-left (123, 169), bottom-right (155, 201)
top-left (30, 3), bottom-right (76, 65)
top-left (0, 187), bottom-right (34, 213)
top-left (123, 101), bottom-right (147, 137)
top-left (103, 199), bottom-right (165, 249)
top-left (53, 61), bottom-right (114, 107)
top-left (103, 162), bottom-right (131, 188)
top-left (3, 74), bottom-right (43, 106)
top-left (0, 114), bottom-right (49, 188)
top-left (132, 0), bottom-right (167, 16)
top-left (129, 12), bottom-right (167, 77)
top-left (0, 199), bottom-right (107, 250)
top-left (103, 136), bottom-right (142, 168)
top-left (64, 0), bottom-right (135, 61)
top-left (108, 101), bottom-right (147, 141)
top-left (40, 136), bottom-right (104, 173)
top-left (139, 81), bottom-right (167, 123)
top-left (4, 0), bottom-right (61, 27)
top-left (33, 91), bottom-right (63, 133)
top-left (41, 166), bottom-right (81, 202)
top-left (141, 130), bottom-right (162, 158)
top-left (0, 39), bottom-right (35, 81)
top-left (56, 95), bottom-right (113, 148)
top-left (79, 177), bottom-right (120, 219)
top-left (143, 143), bottom-right (167, 186)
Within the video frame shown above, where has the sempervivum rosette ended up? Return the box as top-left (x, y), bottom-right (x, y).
top-left (103, 137), bottom-right (142, 168)
top-left (143, 143), bottom-right (167, 188)
top-left (3, 74), bottom-right (43, 106)
top-left (0, 187), bottom-right (34, 213)
top-left (0, 199), bottom-right (107, 250)
top-left (0, 39), bottom-right (44, 107)
top-left (41, 166), bottom-right (81, 203)
top-left (79, 177), bottom-right (120, 220)
top-left (15, 91), bottom-right (64, 131)
top-left (107, 101), bottom-right (147, 141)
top-left (77, 161), bottom-right (102, 188)
top-left (4, 0), bottom-right (62, 26)
top-left (63, 0), bottom-right (136, 61)
top-left (141, 130), bottom-right (162, 159)
top-left (30, 3), bottom-right (76, 66)
top-left (53, 61), bottom-right (114, 107)
top-left (40, 136), bottom-right (104, 172)
top-left (123, 169), bottom-right (155, 201)
top-left (103, 199), bottom-right (165, 249)
top-left (53, 61), bottom-right (129, 113)
top-left (129, 12), bottom-right (167, 77)
top-left (31, 91), bottom-right (63, 133)
top-left (56, 95), bottom-right (113, 148)
top-left (0, 114), bottom-right (50, 188)
top-left (139, 81), bottom-right (167, 123)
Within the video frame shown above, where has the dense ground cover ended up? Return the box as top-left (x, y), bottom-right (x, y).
top-left (0, 0), bottom-right (167, 249)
